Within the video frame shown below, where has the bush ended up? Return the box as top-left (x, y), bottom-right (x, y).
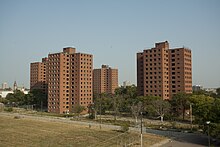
top-left (88, 113), bottom-right (95, 119)
top-left (14, 116), bottom-right (21, 119)
top-left (4, 107), bottom-right (13, 112)
top-left (121, 122), bottom-right (130, 132)
top-left (210, 123), bottom-right (220, 139)
top-left (62, 114), bottom-right (76, 118)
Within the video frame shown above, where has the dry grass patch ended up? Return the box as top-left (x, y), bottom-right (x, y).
top-left (0, 114), bottom-right (165, 147)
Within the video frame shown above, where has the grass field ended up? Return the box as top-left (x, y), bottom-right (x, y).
top-left (0, 114), bottom-right (165, 147)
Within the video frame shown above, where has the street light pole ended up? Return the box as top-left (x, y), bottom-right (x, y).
top-left (208, 124), bottom-right (210, 147)
top-left (140, 111), bottom-right (143, 147)
top-left (190, 103), bottom-right (192, 131)
top-left (206, 121), bottom-right (211, 147)
top-left (99, 94), bottom-right (102, 129)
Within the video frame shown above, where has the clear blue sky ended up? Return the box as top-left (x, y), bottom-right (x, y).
top-left (0, 0), bottom-right (220, 88)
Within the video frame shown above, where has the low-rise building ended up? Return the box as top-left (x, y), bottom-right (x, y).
top-left (192, 85), bottom-right (203, 92)
top-left (0, 90), bottom-right (14, 98)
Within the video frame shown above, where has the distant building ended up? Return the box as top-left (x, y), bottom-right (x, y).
top-left (192, 85), bottom-right (203, 92)
top-left (18, 87), bottom-right (29, 94)
top-left (0, 90), bottom-right (13, 98)
top-left (123, 81), bottom-right (131, 88)
top-left (0, 81), bottom-right (29, 98)
top-left (137, 41), bottom-right (192, 99)
top-left (30, 47), bottom-right (93, 114)
top-left (13, 81), bottom-right (17, 91)
top-left (203, 88), bottom-right (217, 94)
top-left (93, 65), bottom-right (118, 94)
top-left (2, 82), bottom-right (8, 89)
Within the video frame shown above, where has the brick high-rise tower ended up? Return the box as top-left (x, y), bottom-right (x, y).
top-left (137, 41), bottom-right (192, 99)
top-left (93, 65), bottom-right (118, 94)
top-left (30, 57), bottom-right (48, 94)
top-left (47, 47), bottom-right (93, 113)
top-left (30, 47), bottom-right (93, 114)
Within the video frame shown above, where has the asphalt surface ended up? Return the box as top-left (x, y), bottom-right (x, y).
top-left (146, 129), bottom-right (220, 147)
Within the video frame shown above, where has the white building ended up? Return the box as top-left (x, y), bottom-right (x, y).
top-left (2, 82), bottom-right (8, 89)
top-left (0, 81), bottom-right (29, 98)
top-left (204, 88), bottom-right (217, 94)
top-left (0, 90), bottom-right (14, 98)
top-left (123, 81), bottom-right (131, 88)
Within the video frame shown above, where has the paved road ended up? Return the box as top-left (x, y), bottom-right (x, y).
top-left (146, 129), bottom-right (220, 147)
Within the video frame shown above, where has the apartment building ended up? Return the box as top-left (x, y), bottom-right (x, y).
top-left (168, 48), bottom-right (192, 96)
top-left (30, 47), bottom-right (93, 114)
top-left (137, 41), bottom-right (192, 99)
top-left (30, 57), bottom-right (48, 94)
top-left (93, 65), bottom-right (118, 94)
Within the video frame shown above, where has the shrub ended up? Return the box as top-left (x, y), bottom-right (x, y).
top-left (4, 107), bottom-right (13, 112)
top-left (121, 122), bottom-right (130, 132)
top-left (14, 116), bottom-right (21, 119)
top-left (210, 123), bottom-right (220, 139)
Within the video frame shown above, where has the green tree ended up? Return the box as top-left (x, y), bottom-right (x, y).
top-left (170, 92), bottom-right (191, 120)
top-left (138, 96), bottom-right (170, 121)
top-left (88, 103), bottom-right (95, 119)
top-left (0, 95), bottom-right (8, 104)
top-left (114, 85), bottom-right (138, 113)
top-left (93, 93), bottom-right (113, 115)
top-left (14, 90), bottom-right (25, 105)
top-left (5, 90), bottom-right (25, 106)
top-left (5, 93), bottom-right (15, 104)
top-left (188, 94), bottom-right (220, 138)
top-left (125, 85), bottom-right (137, 99)
top-left (115, 86), bottom-right (126, 96)
top-left (210, 98), bottom-right (220, 123)
top-left (30, 89), bottom-right (47, 110)
top-left (23, 93), bottom-right (33, 105)
top-left (189, 94), bottom-right (214, 124)
top-left (216, 88), bottom-right (220, 98)
top-left (72, 105), bottom-right (85, 117)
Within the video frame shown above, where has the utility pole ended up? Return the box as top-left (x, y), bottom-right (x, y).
top-left (190, 103), bottom-right (192, 131)
top-left (140, 111), bottom-right (143, 147)
top-left (99, 94), bottom-right (102, 129)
